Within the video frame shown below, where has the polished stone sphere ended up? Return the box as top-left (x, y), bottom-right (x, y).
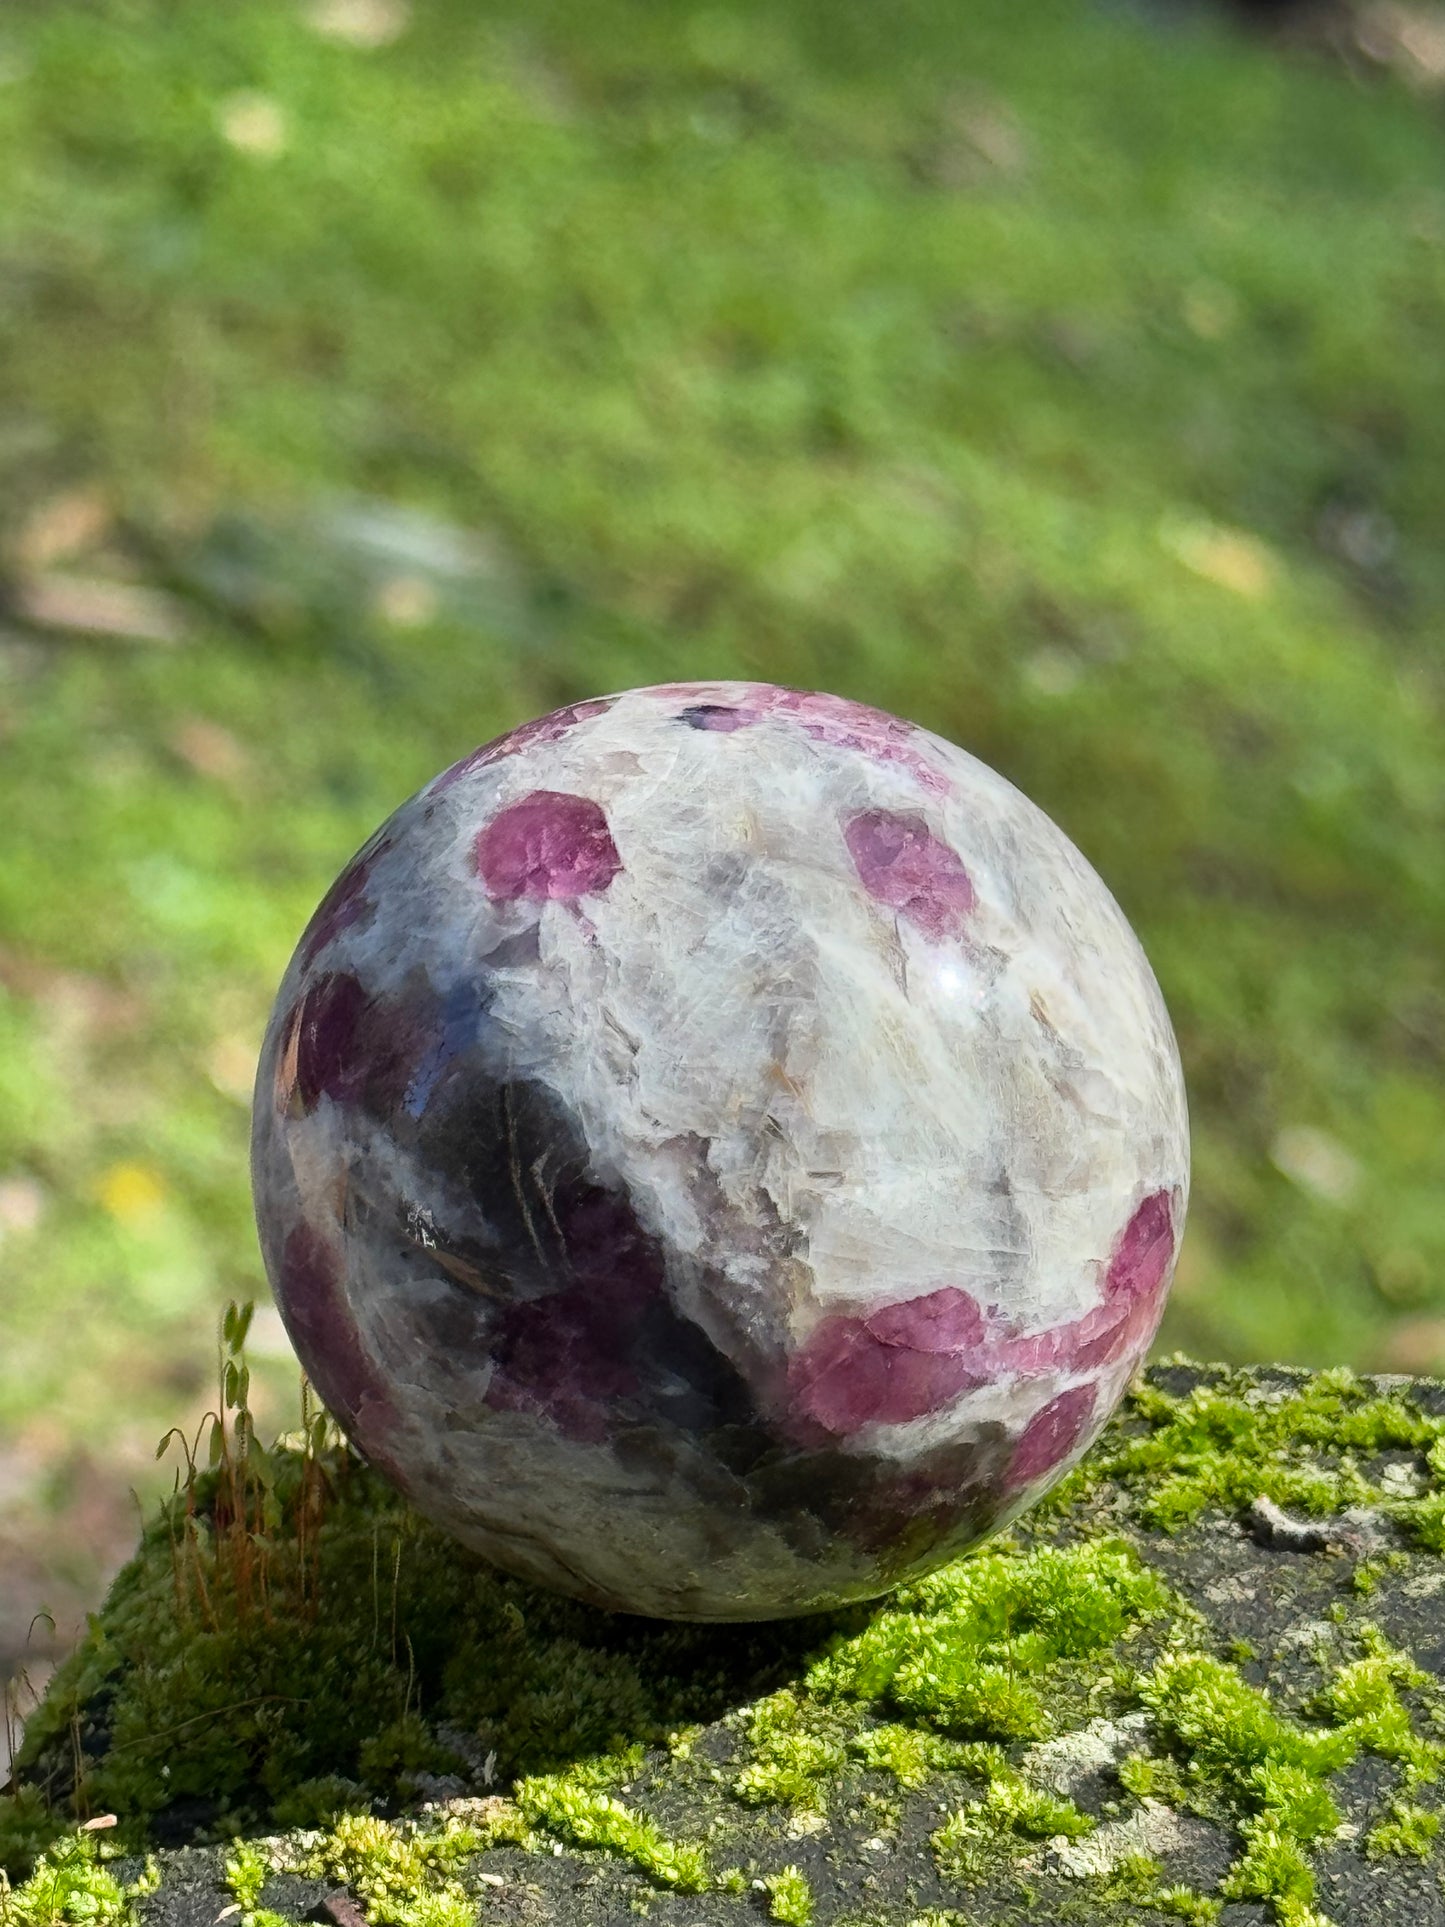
top-left (252, 682), bottom-right (1189, 1620)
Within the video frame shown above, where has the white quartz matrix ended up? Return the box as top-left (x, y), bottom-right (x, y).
top-left (252, 682), bottom-right (1189, 1619)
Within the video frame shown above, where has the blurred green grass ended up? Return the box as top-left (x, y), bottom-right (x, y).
top-left (0, 0), bottom-right (1442, 1528)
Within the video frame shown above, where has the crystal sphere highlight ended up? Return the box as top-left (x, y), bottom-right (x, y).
top-left (252, 683), bottom-right (1189, 1620)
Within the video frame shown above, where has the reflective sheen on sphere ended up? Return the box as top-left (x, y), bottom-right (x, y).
top-left (252, 683), bottom-right (1189, 1620)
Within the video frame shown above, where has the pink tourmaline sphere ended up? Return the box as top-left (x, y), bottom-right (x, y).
top-left (252, 683), bottom-right (1189, 1620)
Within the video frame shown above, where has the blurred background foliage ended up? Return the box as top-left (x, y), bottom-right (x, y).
top-left (0, 0), bottom-right (1442, 1694)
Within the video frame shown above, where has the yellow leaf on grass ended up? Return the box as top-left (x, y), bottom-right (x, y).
top-left (1162, 519), bottom-right (1278, 599)
top-left (97, 1161), bottom-right (168, 1225)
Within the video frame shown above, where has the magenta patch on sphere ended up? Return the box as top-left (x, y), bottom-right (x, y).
top-left (788, 1191), bottom-right (1177, 1442)
top-left (655, 683), bottom-right (950, 792)
top-left (292, 971), bottom-right (371, 1110)
top-left (991, 1193), bottom-right (1176, 1375)
top-left (1005, 1383), bottom-right (1098, 1492)
top-left (434, 697), bottom-right (615, 793)
top-left (787, 1314), bottom-right (987, 1433)
top-left (1106, 1189), bottom-right (1176, 1303)
top-left (680, 703), bottom-right (755, 732)
top-left (845, 809), bottom-right (975, 941)
top-left (864, 1285), bottom-right (987, 1353)
top-left (476, 790), bottom-right (622, 901)
top-left (289, 971), bottom-right (424, 1118)
top-left (762, 687), bottom-right (951, 794)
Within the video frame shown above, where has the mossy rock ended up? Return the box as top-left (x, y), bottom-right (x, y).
top-left (9, 1361), bottom-right (1445, 1925)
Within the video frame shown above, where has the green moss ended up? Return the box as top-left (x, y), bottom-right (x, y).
top-left (1366, 1800), bottom-right (1441, 1860)
top-left (269, 1779), bottom-right (372, 1832)
top-left (1314, 1624), bottom-right (1445, 1808)
top-left (807, 1541), bottom-right (1169, 1741)
top-left (931, 1749), bottom-right (1093, 1883)
top-left (1244, 1761), bottom-right (1340, 1844)
top-left (760, 1865), bottom-right (814, 1926)
top-left (929, 1806), bottom-right (986, 1881)
top-left (1396, 1494), bottom-right (1445, 1555)
top-left (718, 1537), bottom-right (1173, 1859)
top-left (1141, 1653), bottom-right (1356, 1925)
top-left (1153, 1888), bottom-right (1223, 1924)
top-left (975, 1771), bottom-right (1094, 1840)
top-left (1097, 1854), bottom-right (1168, 1904)
top-left (1217, 1825), bottom-right (1320, 1923)
top-left (732, 1692), bottom-right (850, 1810)
top-left (1143, 1654), bottom-right (1355, 1787)
top-left (220, 1842), bottom-right (269, 1919)
top-left (295, 1811), bottom-right (487, 1927)
top-left (1320, 1658), bottom-right (1428, 1769)
top-left (287, 1747), bottom-right (715, 1902)
top-left (849, 1723), bottom-right (977, 1790)
top-left (0, 1830), bottom-right (156, 1927)
top-left (0, 1798), bottom-right (62, 1889)
top-left (1130, 1620), bottom-right (1445, 1925)
top-left (515, 1775), bottom-right (708, 1892)
top-left (1117, 1751), bottom-right (1190, 1807)
top-left (1062, 1369), bottom-right (1445, 1540)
